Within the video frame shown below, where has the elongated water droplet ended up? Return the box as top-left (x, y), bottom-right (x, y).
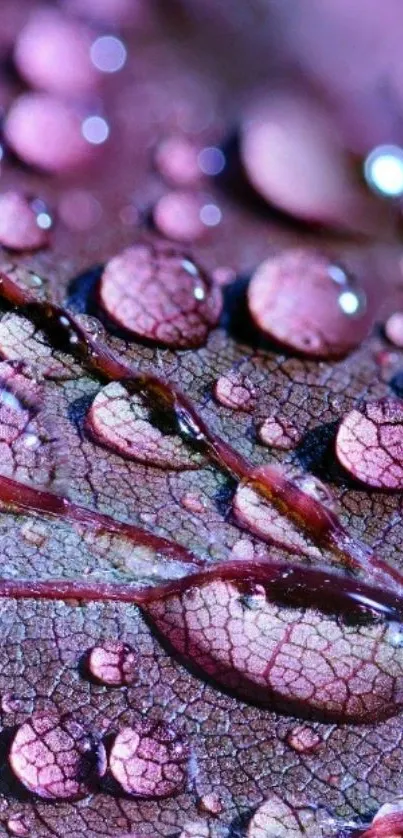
top-left (87, 381), bottom-right (204, 469)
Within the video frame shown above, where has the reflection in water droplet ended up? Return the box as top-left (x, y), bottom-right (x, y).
top-left (364, 144), bottom-right (403, 197)
top-left (338, 288), bottom-right (366, 316)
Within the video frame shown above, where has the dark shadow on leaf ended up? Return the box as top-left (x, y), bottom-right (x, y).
top-left (295, 421), bottom-right (348, 485)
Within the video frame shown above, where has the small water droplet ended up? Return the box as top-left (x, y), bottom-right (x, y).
top-left (86, 640), bottom-right (137, 686)
top-left (109, 720), bottom-right (189, 798)
top-left (6, 813), bottom-right (31, 837)
top-left (0, 192), bottom-right (49, 251)
top-left (214, 369), bottom-right (256, 411)
top-left (286, 725), bottom-right (322, 755)
top-left (385, 312), bottom-right (403, 348)
top-left (197, 791), bottom-right (223, 816)
top-left (155, 136), bottom-right (201, 187)
top-left (180, 492), bottom-right (206, 514)
top-left (257, 416), bottom-right (301, 450)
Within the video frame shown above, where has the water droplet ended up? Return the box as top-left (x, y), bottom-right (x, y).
top-left (87, 381), bottom-right (204, 469)
top-left (155, 136), bottom-right (201, 187)
top-left (247, 249), bottom-right (375, 358)
top-left (197, 146), bottom-right (226, 177)
top-left (233, 479), bottom-right (322, 559)
top-left (14, 7), bottom-right (97, 97)
top-left (86, 640), bottom-right (137, 686)
top-left (81, 115), bottom-right (109, 145)
top-left (385, 312), bottom-right (403, 348)
top-left (5, 93), bottom-right (93, 173)
top-left (336, 398), bottom-right (403, 489)
top-left (98, 243), bottom-right (222, 348)
top-left (108, 720), bottom-right (189, 798)
top-left (90, 35), bottom-right (127, 73)
top-left (257, 416), bottom-right (301, 450)
top-left (214, 369), bottom-right (256, 411)
top-left (197, 791), bottom-right (223, 816)
top-left (364, 144), bottom-right (403, 197)
top-left (246, 793), bottom-right (322, 837)
top-left (6, 813), bottom-right (31, 837)
top-left (153, 191), bottom-right (208, 242)
top-left (9, 712), bottom-right (97, 799)
top-left (286, 725), bottom-right (322, 755)
top-left (0, 192), bottom-right (49, 251)
top-left (180, 492), bottom-right (206, 514)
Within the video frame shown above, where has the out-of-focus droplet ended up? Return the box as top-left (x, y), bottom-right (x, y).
top-left (286, 725), bottom-right (322, 755)
top-left (154, 136), bottom-right (201, 187)
top-left (364, 145), bottom-right (403, 197)
top-left (336, 398), bottom-right (403, 489)
top-left (0, 192), bottom-right (49, 250)
top-left (59, 189), bottom-right (102, 231)
top-left (212, 266), bottom-right (236, 286)
top-left (13, 7), bottom-right (97, 97)
top-left (385, 312), bottom-right (403, 348)
top-left (214, 369), bottom-right (256, 411)
top-left (90, 35), bottom-right (127, 74)
top-left (86, 640), bottom-right (137, 686)
top-left (5, 93), bottom-right (93, 172)
top-left (241, 94), bottom-right (380, 233)
top-left (108, 720), bottom-right (189, 798)
top-left (199, 203), bottom-right (222, 227)
top-left (247, 249), bottom-right (376, 358)
top-left (98, 243), bottom-right (222, 348)
top-left (81, 115), bottom-right (109, 145)
top-left (153, 191), bottom-right (207, 242)
top-left (257, 416), bottom-right (301, 450)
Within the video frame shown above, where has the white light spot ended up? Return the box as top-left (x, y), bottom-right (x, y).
top-left (198, 146), bottom-right (225, 176)
top-left (194, 285), bottom-right (205, 300)
top-left (328, 264), bottom-right (347, 285)
top-left (90, 35), bottom-right (127, 74)
top-left (364, 145), bottom-right (403, 197)
top-left (338, 290), bottom-right (360, 315)
top-left (199, 203), bottom-right (222, 227)
top-left (82, 115), bottom-right (109, 145)
top-left (182, 259), bottom-right (198, 276)
top-left (23, 433), bottom-right (40, 449)
top-left (0, 390), bottom-right (21, 412)
top-left (36, 212), bottom-right (52, 230)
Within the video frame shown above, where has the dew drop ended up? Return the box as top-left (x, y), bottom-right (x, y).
top-left (336, 398), bottom-right (403, 489)
top-left (9, 712), bottom-right (97, 800)
top-left (87, 381), bottom-right (204, 469)
top-left (0, 192), bottom-right (49, 251)
top-left (247, 793), bottom-right (322, 837)
top-left (6, 813), bottom-right (31, 837)
top-left (154, 136), bottom-right (201, 187)
top-left (13, 7), bottom-right (97, 97)
top-left (247, 249), bottom-right (375, 358)
top-left (285, 725), bottom-right (322, 755)
top-left (98, 243), bottom-right (222, 348)
top-left (153, 191), bottom-right (208, 243)
top-left (86, 640), bottom-right (137, 686)
top-left (214, 369), bottom-right (256, 411)
top-left (180, 492), bottom-right (207, 514)
top-left (197, 791), bottom-right (223, 816)
top-left (257, 416), bottom-right (301, 450)
top-left (5, 93), bottom-right (93, 173)
top-left (108, 720), bottom-right (189, 798)
top-left (385, 312), bottom-right (403, 348)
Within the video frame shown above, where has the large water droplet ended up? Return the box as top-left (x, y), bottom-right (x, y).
top-left (108, 720), bottom-right (189, 798)
top-left (336, 398), bottom-right (403, 489)
top-left (9, 712), bottom-right (98, 800)
top-left (86, 640), bottom-right (137, 686)
top-left (247, 249), bottom-right (375, 358)
top-left (98, 242), bottom-right (222, 348)
top-left (87, 381), bottom-right (204, 469)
